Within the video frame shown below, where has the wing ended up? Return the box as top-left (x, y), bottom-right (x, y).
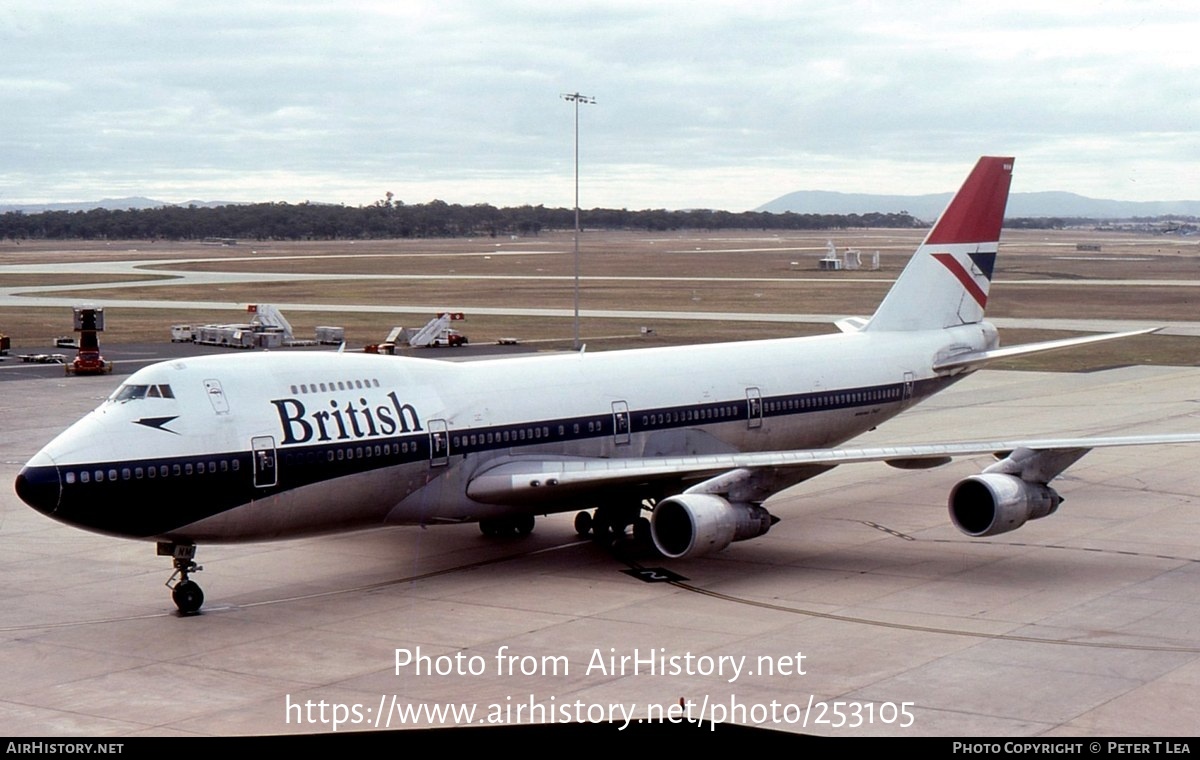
top-left (467, 432), bottom-right (1200, 504)
top-left (467, 432), bottom-right (1200, 558)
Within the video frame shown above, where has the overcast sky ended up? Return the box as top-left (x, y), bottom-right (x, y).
top-left (2, 1), bottom-right (1197, 211)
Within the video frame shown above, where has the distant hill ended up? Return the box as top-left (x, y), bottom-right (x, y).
top-left (6, 192), bottom-right (1198, 221)
top-left (756, 190), bottom-right (1200, 221)
top-left (0, 197), bottom-right (240, 213)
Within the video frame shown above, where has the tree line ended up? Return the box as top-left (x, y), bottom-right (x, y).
top-left (0, 199), bottom-right (926, 241)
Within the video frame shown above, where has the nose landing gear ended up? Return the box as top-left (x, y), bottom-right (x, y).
top-left (158, 541), bottom-right (204, 615)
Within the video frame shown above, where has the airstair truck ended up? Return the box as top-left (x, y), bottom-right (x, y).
top-left (393, 313), bottom-right (469, 348)
top-left (65, 306), bottom-right (114, 376)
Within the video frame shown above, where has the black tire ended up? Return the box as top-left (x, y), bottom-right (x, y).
top-left (590, 511), bottom-right (611, 541)
top-left (634, 517), bottom-right (652, 545)
top-left (172, 580), bottom-right (204, 614)
top-left (515, 514), bottom-right (535, 535)
top-left (573, 511), bottom-right (592, 537)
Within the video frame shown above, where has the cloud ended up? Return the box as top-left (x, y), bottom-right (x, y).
top-left (2, 1), bottom-right (1197, 209)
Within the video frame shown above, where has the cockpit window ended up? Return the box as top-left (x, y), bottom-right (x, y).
top-left (113, 385), bottom-right (148, 401)
top-left (111, 384), bottom-right (175, 402)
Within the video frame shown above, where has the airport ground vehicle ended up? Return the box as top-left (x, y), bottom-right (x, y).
top-left (64, 307), bottom-right (113, 376)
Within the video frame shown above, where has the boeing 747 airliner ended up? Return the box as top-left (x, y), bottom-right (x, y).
top-left (16, 157), bottom-right (1199, 613)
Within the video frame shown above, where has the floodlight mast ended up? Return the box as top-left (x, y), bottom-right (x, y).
top-left (561, 92), bottom-right (595, 351)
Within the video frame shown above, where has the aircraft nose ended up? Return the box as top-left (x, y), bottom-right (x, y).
top-left (14, 452), bottom-right (61, 516)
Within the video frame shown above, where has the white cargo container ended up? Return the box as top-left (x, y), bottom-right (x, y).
top-left (315, 326), bottom-right (345, 345)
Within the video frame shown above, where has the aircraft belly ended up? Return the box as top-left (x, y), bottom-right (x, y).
top-left (166, 463), bottom-right (425, 542)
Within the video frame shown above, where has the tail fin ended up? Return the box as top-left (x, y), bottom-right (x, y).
top-left (865, 156), bottom-right (1014, 332)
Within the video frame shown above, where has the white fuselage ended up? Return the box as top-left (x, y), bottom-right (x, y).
top-left (18, 322), bottom-right (996, 543)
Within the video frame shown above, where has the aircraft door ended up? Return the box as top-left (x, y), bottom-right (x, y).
top-left (252, 436), bottom-right (277, 488)
top-left (612, 401), bottom-right (630, 445)
top-left (428, 419), bottom-right (449, 467)
top-left (903, 372), bottom-right (915, 404)
top-left (746, 387), bottom-right (763, 429)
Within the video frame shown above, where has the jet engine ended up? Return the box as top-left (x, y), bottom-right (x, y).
top-left (650, 494), bottom-right (775, 559)
top-left (948, 473), bottom-right (1062, 537)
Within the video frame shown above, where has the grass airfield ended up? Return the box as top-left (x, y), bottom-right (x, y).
top-left (2, 227), bottom-right (1198, 369)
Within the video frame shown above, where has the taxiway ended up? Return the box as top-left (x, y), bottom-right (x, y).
top-left (2, 361), bottom-right (1199, 736)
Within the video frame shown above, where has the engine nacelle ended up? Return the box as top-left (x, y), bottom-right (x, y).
top-left (949, 473), bottom-right (1062, 537)
top-left (650, 494), bottom-right (774, 559)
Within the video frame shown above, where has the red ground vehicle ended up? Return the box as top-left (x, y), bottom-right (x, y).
top-left (67, 348), bottom-right (113, 375)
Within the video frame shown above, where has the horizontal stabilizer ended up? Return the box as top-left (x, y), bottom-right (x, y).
top-left (933, 328), bottom-right (1159, 374)
top-left (836, 317), bottom-right (869, 333)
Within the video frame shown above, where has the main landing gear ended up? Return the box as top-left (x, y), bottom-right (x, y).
top-left (158, 541), bottom-right (204, 614)
top-left (574, 503), bottom-right (653, 550)
top-left (478, 513), bottom-right (536, 537)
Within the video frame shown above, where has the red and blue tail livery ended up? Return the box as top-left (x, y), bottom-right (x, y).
top-left (866, 156), bottom-right (1012, 331)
